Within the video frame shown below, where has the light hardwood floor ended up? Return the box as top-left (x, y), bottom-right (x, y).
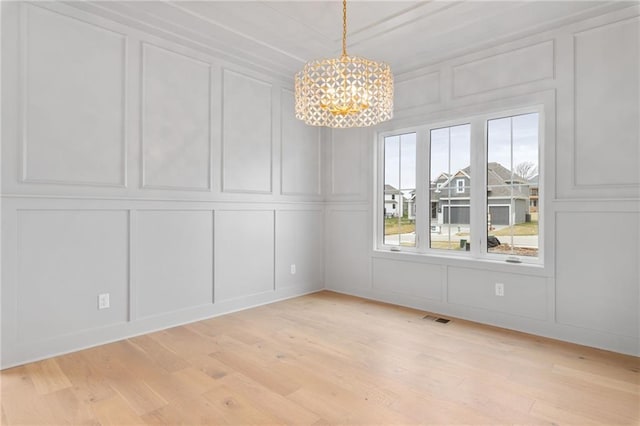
top-left (1, 291), bottom-right (639, 425)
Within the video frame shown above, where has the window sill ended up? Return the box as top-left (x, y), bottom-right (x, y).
top-left (372, 247), bottom-right (550, 277)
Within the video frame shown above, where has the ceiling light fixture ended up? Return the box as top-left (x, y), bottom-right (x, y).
top-left (294, 0), bottom-right (394, 128)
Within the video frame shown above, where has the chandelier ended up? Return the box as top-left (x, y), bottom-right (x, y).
top-left (294, 0), bottom-right (394, 128)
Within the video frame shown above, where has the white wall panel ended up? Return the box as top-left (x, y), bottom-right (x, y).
top-left (325, 210), bottom-right (370, 292)
top-left (137, 210), bottom-right (213, 318)
top-left (373, 258), bottom-right (442, 301)
top-left (330, 128), bottom-right (364, 197)
top-left (280, 90), bottom-right (321, 196)
top-left (275, 210), bottom-right (323, 290)
top-left (453, 41), bottom-right (554, 97)
top-left (222, 69), bottom-right (272, 193)
top-left (574, 18), bottom-right (639, 187)
top-left (141, 44), bottom-right (211, 190)
top-left (215, 210), bottom-right (274, 301)
top-left (556, 212), bottom-right (639, 337)
top-left (16, 210), bottom-right (128, 341)
top-left (447, 267), bottom-right (547, 320)
top-left (394, 72), bottom-right (440, 110)
top-left (22, 5), bottom-right (126, 186)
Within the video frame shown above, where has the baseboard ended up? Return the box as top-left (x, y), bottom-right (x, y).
top-left (326, 286), bottom-right (640, 357)
top-left (1, 286), bottom-right (323, 370)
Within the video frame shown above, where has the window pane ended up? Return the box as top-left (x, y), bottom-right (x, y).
top-left (487, 113), bottom-right (539, 257)
top-left (429, 124), bottom-right (470, 251)
top-left (384, 133), bottom-right (416, 247)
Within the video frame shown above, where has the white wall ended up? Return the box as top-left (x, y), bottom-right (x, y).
top-left (325, 5), bottom-right (640, 356)
top-left (0, 2), bottom-right (324, 368)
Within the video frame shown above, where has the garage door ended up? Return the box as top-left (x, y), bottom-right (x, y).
top-left (442, 206), bottom-right (470, 224)
top-left (489, 206), bottom-right (510, 225)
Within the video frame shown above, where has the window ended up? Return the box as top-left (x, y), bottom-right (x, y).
top-left (383, 132), bottom-right (416, 247)
top-left (430, 124), bottom-right (470, 251)
top-left (487, 113), bottom-right (539, 258)
top-left (378, 108), bottom-right (542, 264)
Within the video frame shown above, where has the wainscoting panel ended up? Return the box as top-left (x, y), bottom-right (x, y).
top-left (16, 210), bottom-right (129, 341)
top-left (136, 210), bottom-right (214, 318)
top-left (447, 267), bottom-right (547, 320)
top-left (372, 258), bottom-right (443, 301)
top-left (325, 209), bottom-right (371, 292)
top-left (275, 209), bottom-right (323, 290)
top-left (556, 211), bottom-right (639, 337)
top-left (215, 210), bottom-right (275, 301)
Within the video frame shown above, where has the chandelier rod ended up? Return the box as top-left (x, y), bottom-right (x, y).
top-left (342, 0), bottom-right (347, 57)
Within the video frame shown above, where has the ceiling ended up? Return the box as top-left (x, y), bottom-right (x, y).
top-left (75, 1), bottom-right (628, 81)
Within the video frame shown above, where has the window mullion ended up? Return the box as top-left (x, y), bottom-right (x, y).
top-left (469, 118), bottom-right (485, 258)
top-left (415, 129), bottom-right (428, 252)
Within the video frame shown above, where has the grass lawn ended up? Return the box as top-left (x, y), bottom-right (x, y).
top-left (491, 221), bottom-right (538, 236)
top-left (384, 217), bottom-right (415, 235)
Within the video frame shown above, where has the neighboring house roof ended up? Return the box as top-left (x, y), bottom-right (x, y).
top-left (529, 174), bottom-right (539, 185)
top-left (486, 162), bottom-right (528, 184)
top-left (434, 172), bottom-right (450, 182)
top-left (432, 162), bottom-right (530, 199)
top-left (486, 162), bottom-right (529, 198)
top-left (384, 184), bottom-right (398, 192)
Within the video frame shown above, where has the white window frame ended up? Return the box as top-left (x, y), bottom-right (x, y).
top-left (375, 105), bottom-right (544, 266)
top-left (456, 178), bottom-right (465, 193)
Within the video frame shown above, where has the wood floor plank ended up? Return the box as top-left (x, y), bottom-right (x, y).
top-left (90, 394), bottom-right (144, 425)
top-left (128, 334), bottom-right (191, 374)
top-left (2, 291), bottom-right (639, 425)
top-left (217, 372), bottom-right (321, 425)
top-left (25, 358), bottom-right (72, 395)
top-left (140, 393), bottom-right (229, 425)
top-left (56, 351), bottom-right (115, 404)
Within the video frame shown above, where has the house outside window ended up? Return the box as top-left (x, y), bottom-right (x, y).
top-left (378, 108), bottom-right (542, 264)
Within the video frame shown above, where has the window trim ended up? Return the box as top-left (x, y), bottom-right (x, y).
top-left (375, 104), bottom-right (544, 266)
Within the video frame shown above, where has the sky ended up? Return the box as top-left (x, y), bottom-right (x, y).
top-left (384, 113), bottom-right (539, 190)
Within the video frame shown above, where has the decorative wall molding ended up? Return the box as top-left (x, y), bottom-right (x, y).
top-left (221, 68), bottom-right (274, 195)
top-left (19, 3), bottom-right (128, 188)
top-left (394, 71), bottom-right (441, 111)
top-left (330, 128), bottom-right (366, 198)
top-left (279, 88), bottom-right (322, 197)
top-left (63, 0), bottom-right (295, 83)
top-left (571, 16), bottom-right (640, 189)
top-left (452, 40), bottom-right (555, 98)
top-left (140, 42), bottom-right (213, 192)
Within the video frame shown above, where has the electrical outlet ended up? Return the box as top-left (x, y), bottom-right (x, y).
top-left (290, 264), bottom-right (296, 275)
top-left (98, 293), bottom-right (110, 310)
top-left (495, 283), bottom-right (504, 297)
